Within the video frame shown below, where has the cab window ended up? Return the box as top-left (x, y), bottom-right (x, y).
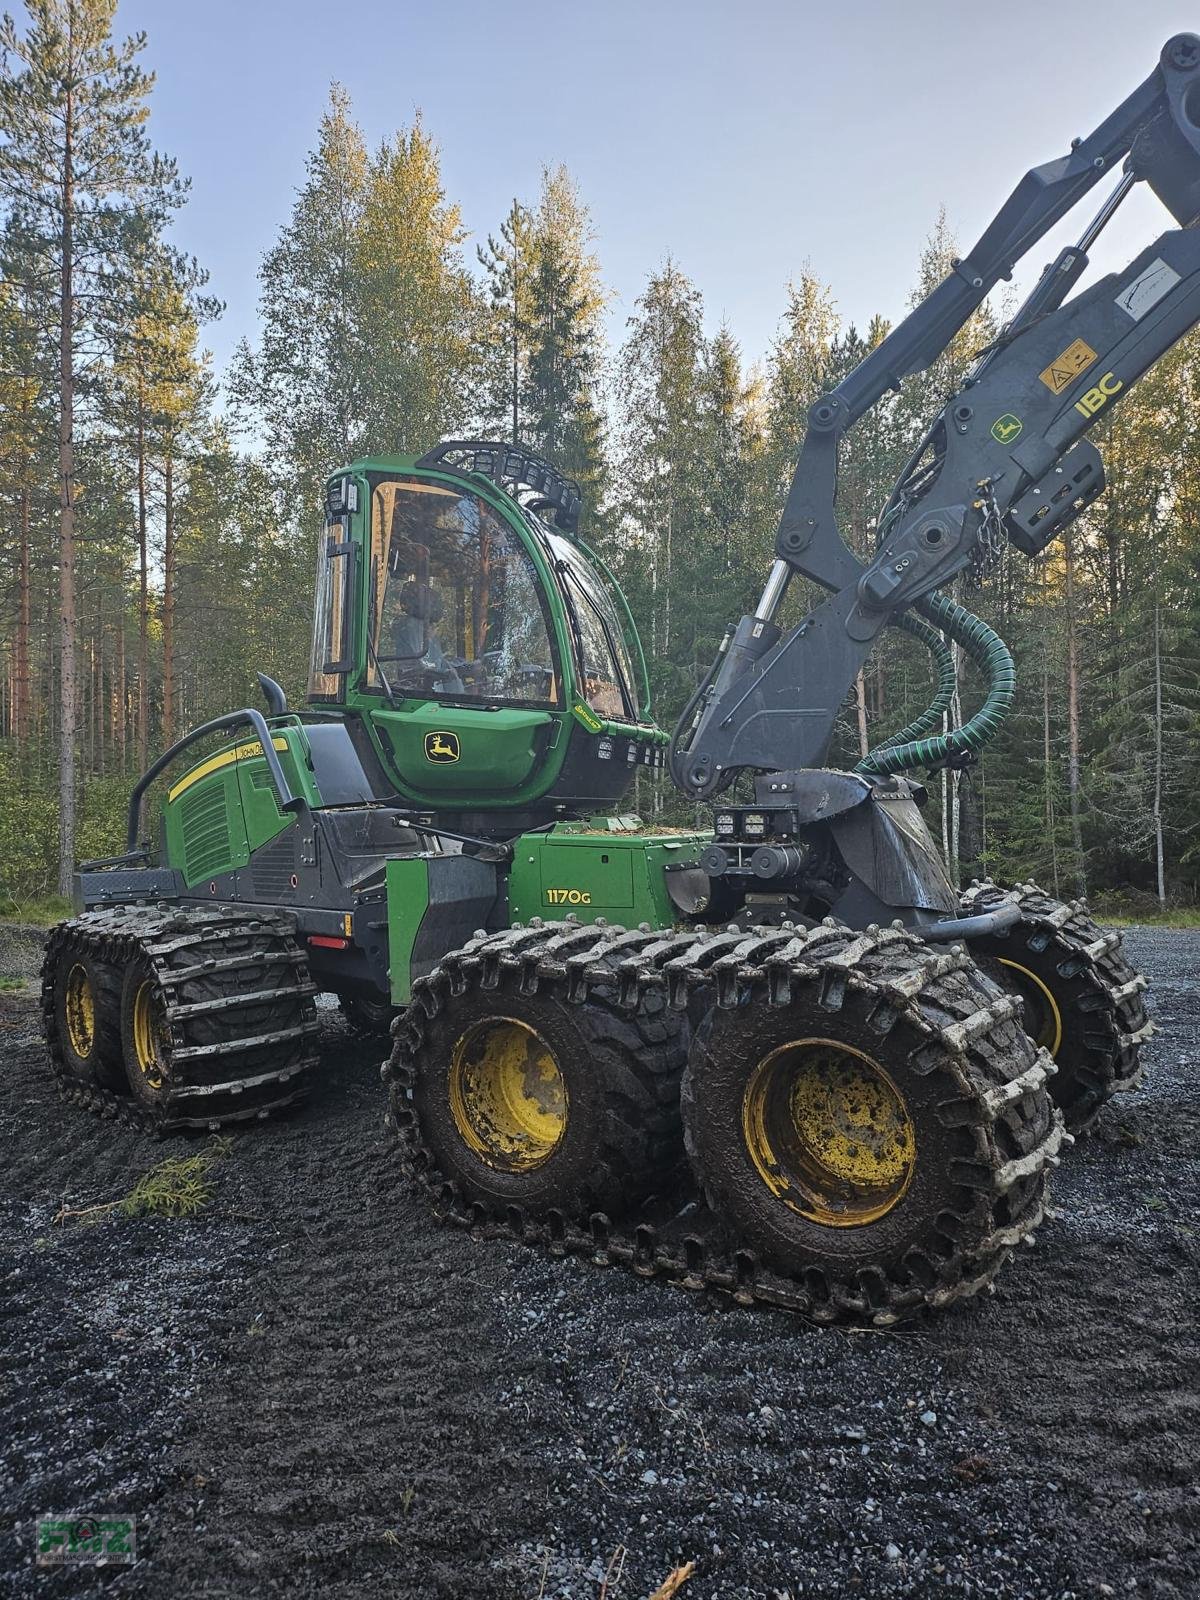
top-left (368, 480), bottom-right (558, 705)
top-left (545, 532), bottom-right (637, 721)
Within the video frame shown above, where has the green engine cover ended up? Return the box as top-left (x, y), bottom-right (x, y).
top-left (384, 822), bottom-right (711, 1005)
top-left (506, 823), bottom-right (710, 927)
top-left (161, 727), bottom-right (320, 888)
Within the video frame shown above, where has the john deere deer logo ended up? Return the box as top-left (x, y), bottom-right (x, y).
top-left (424, 730), bottom-right (460, 763)
top-left (991, 412), bottom-right (1024, 444)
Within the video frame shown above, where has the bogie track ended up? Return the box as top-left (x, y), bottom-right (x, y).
top-left (42, 906), bottom-right (319, 1134)
top-left (961, 880), bottom-right (1153, 1131)
top-left (386, 916), bottom-right (1068, 1326)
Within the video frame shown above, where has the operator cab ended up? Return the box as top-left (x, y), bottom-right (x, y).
top-left (308, 442), bottom-right (663, 830)
top-left (363, 477), bottom-right (635, 722)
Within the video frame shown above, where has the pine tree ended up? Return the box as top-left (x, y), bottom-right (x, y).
top-left (478, 198), bottom-right (536, 442)
top-left (0, 0), bottom-right (184, 891)
top-left (228, 85), bottom-right (369, 520)
top-left (615, 260), bottom-right (707, 719)
top-left (479, 167), bottom-right (610, 529)
top-left (354, 118), bottom-right (481, 455)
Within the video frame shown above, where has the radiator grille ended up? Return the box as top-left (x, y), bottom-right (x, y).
top-left (251, 829), bottom-right (297, 899)
top-left (180, 783), bottom-right (233, 882)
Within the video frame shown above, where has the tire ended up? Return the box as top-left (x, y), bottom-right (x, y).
top-left (42, 907), bottom-right (317, 1133)
top-left (43, 933), bottom-right (124, 1091)
top-left (339, 993), bottom-right (399, 1039)
top-left (961, 880), bottom-right (1152, 1131)
top-left (119, 955), bottom-right (173, 1113)
top-left (391, 925), bottom-right (688, 1221)
top-left (680, 921), bottom-right (1060, 1317)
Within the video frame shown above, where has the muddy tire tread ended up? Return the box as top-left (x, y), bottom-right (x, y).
top-left (386, 916), bottom-right (1065, 1327)
top-left (41, 906), bottom-right (318, 1135)
top-left (962, 879), bottom-right (1152, 1131)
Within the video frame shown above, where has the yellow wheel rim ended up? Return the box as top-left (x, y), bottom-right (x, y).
top-left (131, 979), bottom-right (168, 1092)
top-left (997, 959), bottom-right (1064, 1057)
top-left (742, 1038), bottom-right (916, 1228)
top-left (64, 964), bottom-right (96, 1058)
top-left (449, 1016), bottom-right (567, 1171)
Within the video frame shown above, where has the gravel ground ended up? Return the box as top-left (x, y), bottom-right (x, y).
top-left (1, 927), bottom-right (1197, 1600)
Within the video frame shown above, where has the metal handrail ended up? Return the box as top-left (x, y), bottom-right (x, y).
top-left (124, 707), bottom-right (305, 854)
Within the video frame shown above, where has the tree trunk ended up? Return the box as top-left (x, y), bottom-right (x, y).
top-left (1043, 635), bottom-right (1060, 899)
top-left (57, 80), bottom-right (77, 897)
top-left (162, 452), bottom-right (175, 743)
top-left (16, 473), bottom-right (31, 740)
top-left (116, 621), bottom-right (126, 768)
top-left (854, 669), bottom-right (869, 760)
top-left (137, 368), bottom-right (149, 770)
top-left (1153, 593), bottom-right (1166, 907)
top-left (947, 642), bottom-right (964, 885)
top-left (1064, 532), bottom-right (1086, 897)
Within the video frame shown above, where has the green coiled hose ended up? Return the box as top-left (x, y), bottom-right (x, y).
top-left (874, 612), bottom-right (957, 752)
top-left (855, 591), bottom-right (1015, 778)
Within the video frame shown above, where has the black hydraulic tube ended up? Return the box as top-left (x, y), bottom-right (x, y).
top-left (920, 899), bottom-right (1022, 942)
top-left (872, 612), bottom-right (958, 755)
top-left (125, 707), bottom-right (304, 853)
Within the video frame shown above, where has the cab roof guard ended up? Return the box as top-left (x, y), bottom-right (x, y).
top-left (415, 439), bottom-right (582, 533)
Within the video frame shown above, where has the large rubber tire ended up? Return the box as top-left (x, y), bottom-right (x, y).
top-left (681, 922), bottom-right (1060, 1318)
top-left (338, 993), bottom-right (399, 1039)
top-left (43, 936), bottom-right (123, 1091)
top-left (391, 928), bottom-right (688, 1221)
top-left (42, 907), bottom-right (318, 1133)
top-left (961, 880), bottom-right (1152, 1131)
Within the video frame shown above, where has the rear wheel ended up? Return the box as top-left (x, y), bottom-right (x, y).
top-left (120, 959), bottom-right (173, 1111)
top-left (42, 908), bottom-right (318, 1132)
top-left (962, 881), bottom-right (1152, 1131)
top-left (44, 939), bottom-right (123, 1090)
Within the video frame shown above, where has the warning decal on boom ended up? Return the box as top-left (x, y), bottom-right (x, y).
top-left (1039, 337), bottom-right (1099, 394)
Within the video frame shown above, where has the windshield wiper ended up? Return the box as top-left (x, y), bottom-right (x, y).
top-left (366, 635), bottom-right (399, 703)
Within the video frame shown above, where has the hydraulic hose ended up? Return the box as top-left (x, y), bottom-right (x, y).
top-left (873, 612), bottom-right (957, 753)
top-left (855, 591), bottom-right (1015, 778)
top-left (668, 628), bottom-right (731, 790)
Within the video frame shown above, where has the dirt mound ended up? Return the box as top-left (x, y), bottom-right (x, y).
top-left (2, 931), bottom-right (1197, 1598)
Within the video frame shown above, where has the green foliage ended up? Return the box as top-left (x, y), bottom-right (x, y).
top-left (120, 1138), bottom-right (231, 1217)
top-left (2, 17), bottom-right (1199, 911)
top-left (478, 167), bottom-right (610, 533)
top-left (55, 1136), bottom-right (233, 1226)
top-left (0, 895), bottom-right (71, 926)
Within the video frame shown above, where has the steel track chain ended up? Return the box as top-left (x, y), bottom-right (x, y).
top-left (384, 916), bottom-right (1069, 1327)
top-left (42, 906), bottom-right (319, 1136)
top-left (961, 878), bottom-right (1154, 1119)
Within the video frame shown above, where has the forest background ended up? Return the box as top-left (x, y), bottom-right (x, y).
top-left (2, 0), bottom-right (1197, 917)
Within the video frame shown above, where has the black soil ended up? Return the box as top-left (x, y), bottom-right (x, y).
top-left (2, 929), bottom-right (1197, 1600)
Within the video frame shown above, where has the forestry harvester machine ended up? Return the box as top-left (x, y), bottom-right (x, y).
top-left (45, 38), bottom-right (1200, 1323)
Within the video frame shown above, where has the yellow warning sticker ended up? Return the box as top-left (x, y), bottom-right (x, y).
top-left (1040, 337), bottom-right (1099, 395)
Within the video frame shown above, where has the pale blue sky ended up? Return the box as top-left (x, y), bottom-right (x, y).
top-left (115, 0), bottom-right (1200, 386)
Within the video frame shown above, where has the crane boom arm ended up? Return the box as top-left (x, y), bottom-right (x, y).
top-left (675, 34), bottom-right (1200, 799)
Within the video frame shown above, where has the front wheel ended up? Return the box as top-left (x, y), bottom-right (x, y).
top-left (962, 881), bottom-right (1152, 1131)
top-left (389, 925), bottom-right (688, 1221)
top-left (680, 922), bottom-right (1062, 1321)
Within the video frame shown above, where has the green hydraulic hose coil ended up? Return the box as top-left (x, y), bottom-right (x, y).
top-left (856, 592), bottom-right (1015, 777)
top-left (875, 612), bottom-right (957, 751)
